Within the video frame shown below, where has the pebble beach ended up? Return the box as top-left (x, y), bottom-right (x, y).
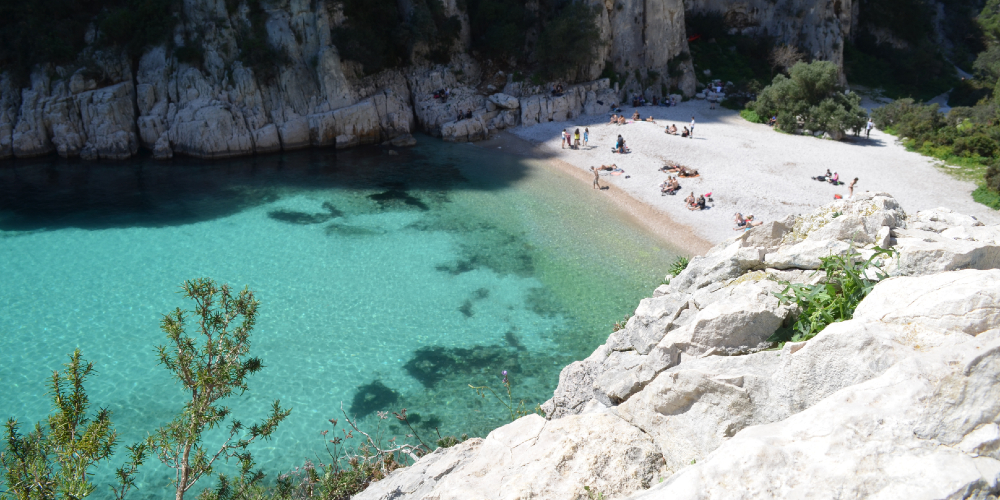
top-left (491, 99), bottom-right (1000, 255)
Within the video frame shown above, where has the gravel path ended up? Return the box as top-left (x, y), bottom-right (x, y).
top-left (510, 99), bottom-right (1000, 246)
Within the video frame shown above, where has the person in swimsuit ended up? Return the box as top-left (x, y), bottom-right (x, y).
top-left (848, 177), bottom-right (859, 198)
top-left (591, 166), bottom-right (601, 189)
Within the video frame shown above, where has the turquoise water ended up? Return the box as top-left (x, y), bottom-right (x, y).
top-left (0, 138), bottom-right (678, 496)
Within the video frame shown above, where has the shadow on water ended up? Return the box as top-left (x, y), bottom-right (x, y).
top-left (0, 135), bottom-right (532, 232)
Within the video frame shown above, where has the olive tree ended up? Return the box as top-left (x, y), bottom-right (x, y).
top-left (148, 279), bottom-right (290, 500)
top-left (752, 60), bottom-right (868, 137)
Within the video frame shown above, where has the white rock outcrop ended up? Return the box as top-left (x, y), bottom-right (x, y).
top-left (352, 193), bottom-right (1000, 500)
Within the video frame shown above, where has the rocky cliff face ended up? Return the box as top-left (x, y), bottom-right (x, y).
top-left (353, 193), bottom-right (1000, 500)
top-left (0, 0), bottom-right (701, 161)
top-left (685, 0), bottom-right (855, 72)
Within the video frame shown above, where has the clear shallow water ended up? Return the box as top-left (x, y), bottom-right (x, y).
top-left (0, 137), bottom-right (679, 496)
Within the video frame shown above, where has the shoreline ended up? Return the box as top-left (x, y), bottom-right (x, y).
top-left (496, 100), bottom-right (1000, 248)
top-left (475, 133), bottom-right (715, 257)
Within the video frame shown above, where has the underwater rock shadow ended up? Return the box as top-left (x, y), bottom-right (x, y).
top-left (349, 380), bottom-right (400, 418)
top-left (268, 201), bottom-right (343, 225)
top-left (403, 344), bottom-right (520, 389)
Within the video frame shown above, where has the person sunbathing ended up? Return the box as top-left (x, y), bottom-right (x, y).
top-left (677, 166), bottom-right (699, 177)
top-left (598, 164), bottom-right (618, 171)
top-left (618, 116), bottom-right (627, 125)
top-left (684, 192), bottom-right (696, 207)
top-left (632, 111), bottom-right (641, 121)
top-left (645, 116), bottom-right (656, 123)
top-left (734, 213), bottom-right (748, 230)
top-left (745, 215), bottom-right (763, 227)
top-left (668, 124), bottom-right (677, 134)
top-left (610, 114), bottom-right (618, 124)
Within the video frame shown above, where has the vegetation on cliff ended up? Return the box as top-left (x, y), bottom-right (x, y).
top-left (868, 0), bottom-right (1000, 209)
top-left (0, 0), bottom-right (178, 84)
top-left (844, 0), bottom-right (964, 100)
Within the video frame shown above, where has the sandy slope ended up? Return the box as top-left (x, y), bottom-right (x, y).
top-left (506, 99), bottom-right (1000, 248)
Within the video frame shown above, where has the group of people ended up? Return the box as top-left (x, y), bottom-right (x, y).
top-left (613, 134), bottom-right (629, 154)
top-left (456, 109), bottom-right (473, 121)
top-left (684, 192), bottom-right (708, 211)
top-left (661, 163), bottom-right (699, 177)
top-left (562, 128), bottom-right (589, 149)
top-left (432, 88), bottom-right (450, 102)
top-left (660, 176), bottom-right (681, 195)
top-left (663, 117), bottom-right (696, 138)
top-left (631, 93), bottom-right (678, 107)
top-left (814, 169), bottom-right (860, 198)
top-left (610, 114), bottom-right (627, 125)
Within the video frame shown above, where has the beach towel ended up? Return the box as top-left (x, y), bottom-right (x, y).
top-left (611, 169), bottom-right (624, 176)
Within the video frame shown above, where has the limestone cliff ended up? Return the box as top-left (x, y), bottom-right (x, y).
top-left (353, 193), bottom-right (1000, 500)
top-left (0, 0), bottom-right (863, 161)
top-left (0, 0), bottom-right (703, 161)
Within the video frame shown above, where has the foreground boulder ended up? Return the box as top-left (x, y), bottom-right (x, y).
top-left (355, 194), bottom-right (1000, 500)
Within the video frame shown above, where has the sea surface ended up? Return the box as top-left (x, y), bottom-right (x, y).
top-left (0, 137), bottom-right (679, 496)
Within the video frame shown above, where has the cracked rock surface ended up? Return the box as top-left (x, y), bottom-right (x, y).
top-left (353, 194), bottom-right (1000, 500)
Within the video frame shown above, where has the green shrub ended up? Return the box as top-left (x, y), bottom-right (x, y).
top-left (238, 0), bottom-right (290, 81)
top-left (740, 108), bottom-right (765, 123)
top-left (668, 256), bottom-right (689, 276)
top-left (96, 0), bottom-right (179, 60)
top-left (685, 14), bottom-right (773, 88)
top-left (333, 0), bottom-right (459, 74)
top-left (770, 247), bottom-right (895, 344)
top-left (974, 185), bottom-right (1000, 209)
top-left (751, 61), bottom-right (867, 135)
top-left (465, 0), bottom-right (529, 62)
top-left (534, 4), bottom-right (601, 78)
top-left (173, 45), bottom-right (204, 67)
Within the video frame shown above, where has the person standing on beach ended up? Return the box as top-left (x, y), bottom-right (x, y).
top-left (689, 116), bottom-right (695, 139)
top-left (583, 128), bottom-right (589, 147)
top-left (848, 177), bottom-right (859, 198)
top-left (866, 119), bottom-right (874, 138)
top-left (590, 166), bottom-right (601, 189)
top-left (561, 129), bottom-right (567, 149)
top-left (574, 128), bottom-right (581, 149)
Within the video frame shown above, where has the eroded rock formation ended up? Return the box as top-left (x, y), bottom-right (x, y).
top-left (0, 0), bottom-right (706, 161)
top-left (353, 193), bottom-right (1000, 500)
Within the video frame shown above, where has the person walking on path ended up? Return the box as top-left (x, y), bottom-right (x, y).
top-left (561, 129), bottom-right (567, 149)
top-left (866, 118), bottom-right (874, 139)
top-left (583, 128), bottom-right (589, 148)
top-left (590, 166), bottom-right (601, 190)
top-left (689, 116), bottom-right (695, 139)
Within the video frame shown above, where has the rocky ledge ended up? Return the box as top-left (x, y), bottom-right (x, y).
top-left (354, 192), bottom-right (1000, 500)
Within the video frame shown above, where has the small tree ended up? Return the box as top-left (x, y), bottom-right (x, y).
top-left (753, 61), bottom-right (866, 136)
top-left (149, 279), bottom-right (291, 500)
top-left (1, 350), bottom-right (145, 500)
top-left (769, 44), bottom-right (805, 75)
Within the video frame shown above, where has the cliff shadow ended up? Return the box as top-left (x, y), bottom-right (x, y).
top-left (0, 134), bottom-right (534, 232)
